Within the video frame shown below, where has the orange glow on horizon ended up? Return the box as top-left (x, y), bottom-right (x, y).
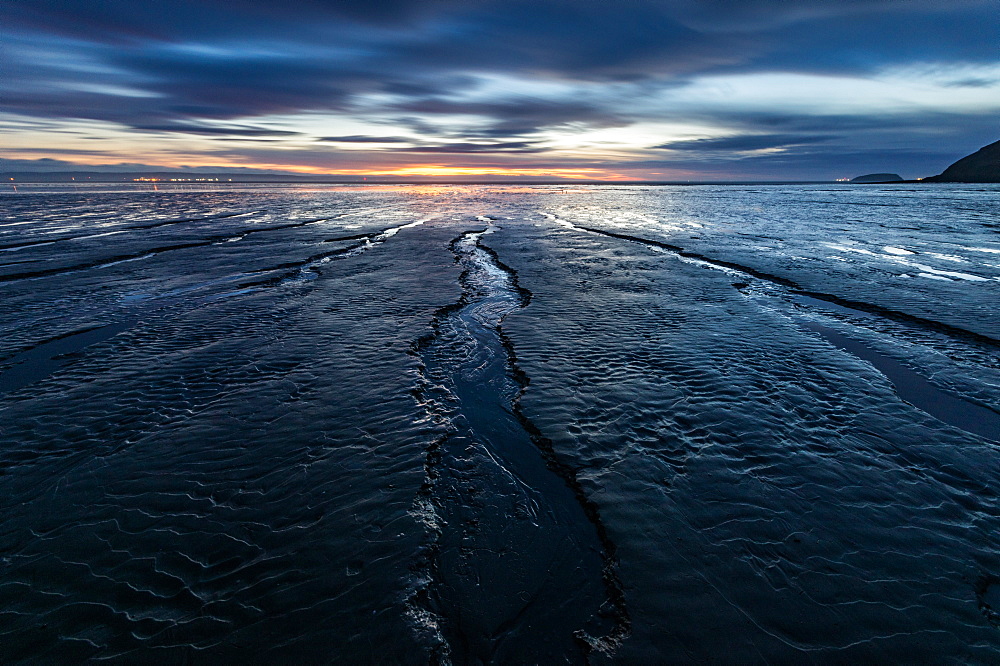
top-left (3, 150), bottom-right (640, 181)
top-left (222, 162), bottom-right (638, 180)
top-left (349, 164), bottom-right (635, 180)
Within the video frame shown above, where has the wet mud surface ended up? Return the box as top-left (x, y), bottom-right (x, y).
top-left (1, 183), bottom-right (999, 663)
top-left (410, 226), bottom-right (624, 663)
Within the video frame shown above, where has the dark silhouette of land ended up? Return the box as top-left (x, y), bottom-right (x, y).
top-left (925, 139), bottom-right (1000, 183)
top-left (851, 173), bottom-right (903, 183)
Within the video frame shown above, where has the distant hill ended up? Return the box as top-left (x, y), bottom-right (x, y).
top-left (924, 140), bottom-right (1000, 183)
top-left (851, 173), bottom-right (903, 183)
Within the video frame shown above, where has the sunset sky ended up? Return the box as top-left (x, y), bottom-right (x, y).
top-left (3, 0), bottom-right (998, 180)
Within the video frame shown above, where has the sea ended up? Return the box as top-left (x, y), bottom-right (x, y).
top-left (1, 182), bottom-right (999, 663)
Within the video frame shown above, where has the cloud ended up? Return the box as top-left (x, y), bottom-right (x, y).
top-left (398, 141), bottom-right (545, 153)
top-left (377, 96), bottom-right (630, 142)
top-left (0, 156), bottom-right (302, 174)
top-left (654, 134), bottom-right (834, 152)
top-left (944, 77), bottom-right (1000, 88)
top-left (133, 123), bottom-right (303, 137)
top-left (2, 0), bottom-right (998, 179)
top-left (318, 135), bottom-right (412, 143)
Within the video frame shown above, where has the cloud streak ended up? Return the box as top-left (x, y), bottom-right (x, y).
top-left (654, 134), bottom-right (834, 152)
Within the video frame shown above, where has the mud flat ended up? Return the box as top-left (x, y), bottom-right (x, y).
top-left (1, 183), bottom-right (998, 662)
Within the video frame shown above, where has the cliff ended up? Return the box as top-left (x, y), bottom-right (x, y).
top-left (924, 140), bottom-right (1000, 183)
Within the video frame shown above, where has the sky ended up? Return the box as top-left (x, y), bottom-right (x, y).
top-left (2, 0), bottom-right (998, 181)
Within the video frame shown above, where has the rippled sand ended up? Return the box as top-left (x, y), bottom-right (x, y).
top-left (1, 183), bottom-right (998, 662)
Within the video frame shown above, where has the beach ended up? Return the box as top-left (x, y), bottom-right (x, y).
top-left (1, 183), bottom-right (999, 662)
